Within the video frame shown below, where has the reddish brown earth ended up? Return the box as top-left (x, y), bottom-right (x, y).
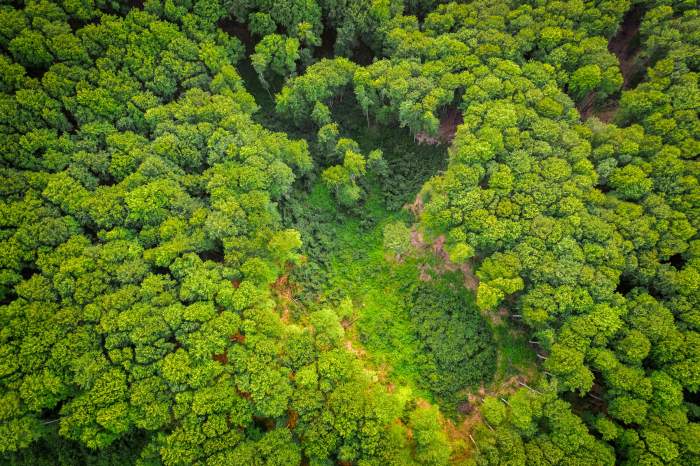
top-left (444, 375), bottom-right (534, 461)
top-left (415, 106), bottom-right (464, 145)
top-left (609, 6), bottom-right (645, 89)
top-left (409, 226), bottom-right (481, 292)
top-left (438, 106), bottom-right (463, 143)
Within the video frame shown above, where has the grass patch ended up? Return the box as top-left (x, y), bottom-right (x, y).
top-left (491, 323), bottom-right (538, 384)
top-left (292, 181), bottom-right (431, 392)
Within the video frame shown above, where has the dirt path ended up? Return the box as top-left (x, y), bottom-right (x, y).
top-left (578, 5), bottom-right (645, 121)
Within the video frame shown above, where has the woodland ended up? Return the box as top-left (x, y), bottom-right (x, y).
top-left (0, 0), bottom-right (698, 464)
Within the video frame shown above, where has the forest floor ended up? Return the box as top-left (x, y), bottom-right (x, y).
top-left (295, 180), bottom-right (431, 391)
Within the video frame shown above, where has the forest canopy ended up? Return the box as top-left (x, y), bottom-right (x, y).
top-left (0, 0), bottom-right (698, 465)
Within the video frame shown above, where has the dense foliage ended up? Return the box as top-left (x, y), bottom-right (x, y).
top-left (0, 1), bottom-right (449, 465)
top-left (1, 0), bottom-right (698, 464)
top-left (410, 281), bottom-right (496, 409)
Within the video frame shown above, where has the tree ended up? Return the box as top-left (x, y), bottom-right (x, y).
top-left (249, 12), bottom-right (276, 37)
top-left (268, 229), bottom-right (303, 268)
top-left (608, 164), bottom-right (653, 200)
top-left (409, 405), bottom-right (451, 466)
top-left (275, 58), bottom-right (358, 123)
top-left (482, 396), bottom-right (506, 426)
top-left (383, 221), bottom-right (412, 257)
top-left (251, 33), bottom-right (300, 89)
top-left (3, 0), bottom-right (700, 464)
top-left (9, 30), bottom-right (53, 69)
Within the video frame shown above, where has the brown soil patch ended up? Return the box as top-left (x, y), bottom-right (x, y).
top-left (287, 409), bottom-right (299, 429)
top-left (416, 398), bottom-right (432, 409)
top-left (609, 6), bottom-right (644, 89)
top-left (461, 262), bottom-right (479, 292)
top-left (418, 264), bottom-right (433, 282)
top-left (344, 339), bottom-right (367, 358)
top-left (410, 230), bottom-right (481, 292)
top-left (439, 106), bottom-right (463, 143)
top-left (410, 228), bottom-right (425, 249)
top-left (213, 352), bottom-right (228, 364)
top-left (272, 273), bottom-right (296, 323)
top-left (595, 103), bottom-right (620, 123)
top-left (406, 193), bottom-right (425, 218)
top-left (432, 235), bottom-right (448, 261)
top-left (415, 106), bottom-right (463, 146)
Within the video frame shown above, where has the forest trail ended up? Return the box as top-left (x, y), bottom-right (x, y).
top-left (578, 5), bottom-right (644, 121)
